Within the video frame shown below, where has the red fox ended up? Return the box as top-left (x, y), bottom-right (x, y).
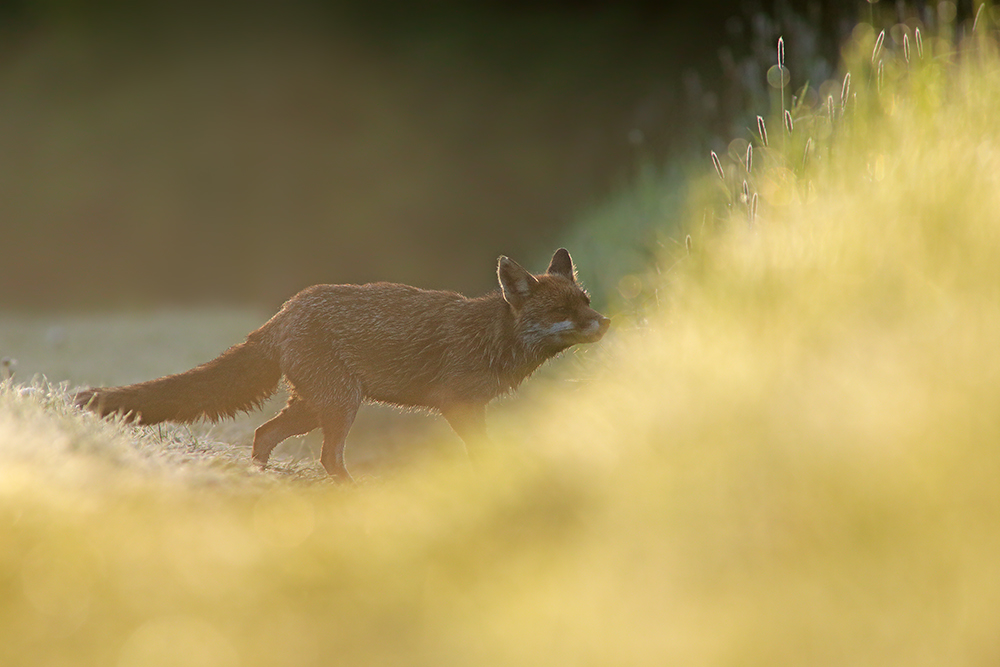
top-left (76, 249), bottom-right (609, 480)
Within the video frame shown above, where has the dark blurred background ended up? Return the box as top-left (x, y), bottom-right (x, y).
top-left (0, 0), bottom-right (907, 309)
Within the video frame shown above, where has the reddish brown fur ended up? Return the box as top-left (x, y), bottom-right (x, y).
top-left (76, 249), bottom-right (609, 479)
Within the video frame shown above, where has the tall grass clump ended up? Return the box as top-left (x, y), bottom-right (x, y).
top-left (4, 9), bottom-right (1000, 667)
top-left (519, 9), bottom-right (1000, 664)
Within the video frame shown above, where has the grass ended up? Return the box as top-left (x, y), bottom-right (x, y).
top-left (4, 12), bottom-right (1000, 666)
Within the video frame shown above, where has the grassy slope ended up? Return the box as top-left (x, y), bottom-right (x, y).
top-left (4, 19), bottom-right (1000, 667)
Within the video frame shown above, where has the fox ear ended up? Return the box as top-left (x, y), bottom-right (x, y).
top-left (546, 248), bottom-right (576, 282)
top-left (498, 256), bottom-right (538, 308)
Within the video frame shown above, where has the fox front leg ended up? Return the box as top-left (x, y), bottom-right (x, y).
top-left (440, 403), bottom-right (490, 459)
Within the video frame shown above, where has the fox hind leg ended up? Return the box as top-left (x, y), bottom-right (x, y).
top-left (283, 352), bottom-right (362, 480)
top-left (318, 399), bottom-right (361, 481)
top-left (252, 396), bottom-right (319, 468)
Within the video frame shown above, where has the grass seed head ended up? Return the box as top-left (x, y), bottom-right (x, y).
top-left (1, 357), bottom-right (15, 381)
top-left (841, 72), bottom-right (852, 111)
top-left (873, 30), bottom-right (885, 64)
top-left (757, 115), bottom-right (769, 147)
top-left (711, 151), bottom-right (725, 181)
top-left (915, 27), bottom-right (924, 58)
top-left (784, 109), bottom-right (794, 133)
top-left (903, 33), bottom-right (911, 63)
top-left (745, 143), bottom-right (753, 173)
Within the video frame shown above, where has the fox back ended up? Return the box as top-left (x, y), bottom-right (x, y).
top-left (267, 251), bottom-right (606, 410)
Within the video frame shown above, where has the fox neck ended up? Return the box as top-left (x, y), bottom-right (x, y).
top-left (475, 292), bottom-right (564, 393)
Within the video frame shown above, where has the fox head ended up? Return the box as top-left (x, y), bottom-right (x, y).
top-left (498, 248), bottom-right (610, 352)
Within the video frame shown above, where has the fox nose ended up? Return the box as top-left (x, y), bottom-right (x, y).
top-left (597, 315), bottom-right (611, 335)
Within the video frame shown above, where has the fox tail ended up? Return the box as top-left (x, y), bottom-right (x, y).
top-left (75, 333), bottom-right (281, 425)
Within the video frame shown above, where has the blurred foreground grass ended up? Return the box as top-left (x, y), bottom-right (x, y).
top-left (5, 16), bottom-right (1000, 667)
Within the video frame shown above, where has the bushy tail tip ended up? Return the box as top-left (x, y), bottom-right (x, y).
top-left (75, 338), bottom-right (281, 425)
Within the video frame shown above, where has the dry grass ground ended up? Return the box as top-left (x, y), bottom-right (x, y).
top-left (4, 15), bottom-right (1000, 667)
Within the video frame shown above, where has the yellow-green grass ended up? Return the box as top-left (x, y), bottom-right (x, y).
top-left (5, 19), bottom-right (1000, 666)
